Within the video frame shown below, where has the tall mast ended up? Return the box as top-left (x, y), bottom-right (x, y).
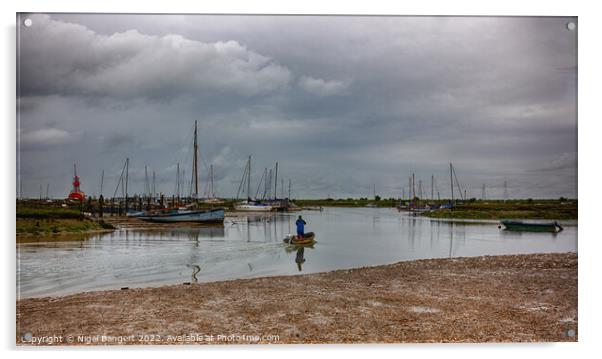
top-left (125, 158), bottom-right (129, 198)
top-left (268, 169), bottom-right (272, 198)
top-left (176, 162), bottom-right (180, 197)
top-left (450, 163), bottom-right (454, 203)
top-left (193, 120), bottom-right (199, 198)
top-left (181, 170), bottom-right (186, 197)
top-left (210, 164), bottom-right (214, 198)
top-left (100, 169), bottom-right (104, 197)
top-left (431, 175), bottom-right (434, 200)
top-left (288, 179), bottom-right (291, 199)
top-left (451, 164), bottom-right (464, 201)
top-left (144, 165), bottom-right (149, 196)
top-left (261, 167), bottom-right (270, 199)
top-left (274, 162), bottom-right (278, 200)
top-left (412, 173), bottom-right (416, 198)
top-left (247, 155), bottom-right (251, 200)
top-left (152, 171), bottom-right (156, 199)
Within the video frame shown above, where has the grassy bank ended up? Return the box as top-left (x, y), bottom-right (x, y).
top-left (295, 198), bottom-right (398, 208)
top-left (17, 252), bottom-right (577, 344)
top-left (295, 198), bottom-right (577, 220)
top-left (17, 203), bottom-right (115, 240)
top-left (422, 200), bottom-right (577, 220)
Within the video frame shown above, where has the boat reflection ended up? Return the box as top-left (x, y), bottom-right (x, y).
top-left (128, 226), bottom-right (226, 241)
top-left (295, 247), bottom-right (306, 271)
top-left (229, 213), bottom-right (295, 243)
top-left (284, 242), bottom-right (316, 272)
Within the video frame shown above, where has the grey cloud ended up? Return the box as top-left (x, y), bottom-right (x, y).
top-left (17, 14), bottom-right (577, 199)
top-left (298, 76), bottom-right (352, 96)
top-left (20, 15), bottom-right (292, 99)
top-left (20, 128), bottom-right (76, 148)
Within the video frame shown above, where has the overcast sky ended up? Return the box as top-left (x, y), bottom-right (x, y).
top-left (17, 14), bottom-right (577, 199)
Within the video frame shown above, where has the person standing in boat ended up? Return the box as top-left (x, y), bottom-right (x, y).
top-left (295, 215), bottom-right (307, 238)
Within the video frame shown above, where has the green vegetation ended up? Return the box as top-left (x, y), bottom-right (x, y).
top-left (294, 198), bottom-right (577, 220)
top-left (421, 199), bottom-right (577, 220)
top-left (17, 205), bottom-right (83, 220)
top-left (16, 202), bottom-right (115, 240)
top-left (17, 218), bottom-right (106, 236)
top-left (295, 197), bottom-right (399, 208)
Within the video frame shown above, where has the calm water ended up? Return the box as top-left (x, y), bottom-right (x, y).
top-left (17, 207), bottom-right (577, 298)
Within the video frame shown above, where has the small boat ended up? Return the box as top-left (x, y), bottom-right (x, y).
top-left (283, 232), bottom-right (316, 245)
top-left (439, 202), bottom-right (454, 209)
top-left (203, 198), bottom-right (225, 204)
top-left (140, 208), bottom-right (225, 223)
top-left (396, 204), bottom-right (408, 211)
top-left (126, 210), bottom-right (146, 217)
top-left (501, 220), bottom-right (563, 233)
top-left (234, 201), bottom-right (273, 212)
top-left (140, 120), bottom-right (225, 224)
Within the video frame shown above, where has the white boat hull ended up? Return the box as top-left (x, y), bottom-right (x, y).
top-left (140, 208), bottom-right (225, 223)
top-left (234, 204), bottom-right (273, 212)
top-left (126, 211), bottom-right (146, 217)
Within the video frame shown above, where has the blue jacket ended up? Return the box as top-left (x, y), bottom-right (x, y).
top-left (295, 219), bottom-right (306, 233)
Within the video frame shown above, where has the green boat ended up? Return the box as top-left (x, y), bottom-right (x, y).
top-left (501, 220), bottom-right (563, 233)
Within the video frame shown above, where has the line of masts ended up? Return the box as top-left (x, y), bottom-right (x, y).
top-left (19, 165), bottom-right (501, 201)
top-left (399, 163), bottom-right (497, 202)
top-left (235, 156), bottom-right (289, 201)
top-left (17, 121), bottom-right (503, 202)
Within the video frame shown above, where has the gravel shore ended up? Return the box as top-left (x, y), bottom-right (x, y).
top-left (17, 252), bottom-right (577, 345)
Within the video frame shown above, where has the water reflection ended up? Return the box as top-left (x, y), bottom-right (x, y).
top-left (227, 214), bottom-right (295, 243)
top-left (188, 264), bottom-right (201, 283)
top-left (295, 247), bottom-right (306, 271)
top-left (17, 208), bottom-right (577, 298)
top-left (283, 243), bottom-right (315, 272)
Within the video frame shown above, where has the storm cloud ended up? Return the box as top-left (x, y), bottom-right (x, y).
top-left (17, 14), bottom-right (577, 199)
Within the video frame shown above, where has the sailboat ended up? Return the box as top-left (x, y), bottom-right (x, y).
top-left (235, 202), bottom-right (273, 211)
top-left (140, 121), bottom-right (225, 223)
top-left (140, 207), bottom-right (225, 223)
top-left (234, 156), bottom-right (274, 212)
top-left (203, 164), bottom-right (224, 204)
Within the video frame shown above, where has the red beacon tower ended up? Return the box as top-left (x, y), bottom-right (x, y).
top-left (68, 163), bottom-right (86, 201)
